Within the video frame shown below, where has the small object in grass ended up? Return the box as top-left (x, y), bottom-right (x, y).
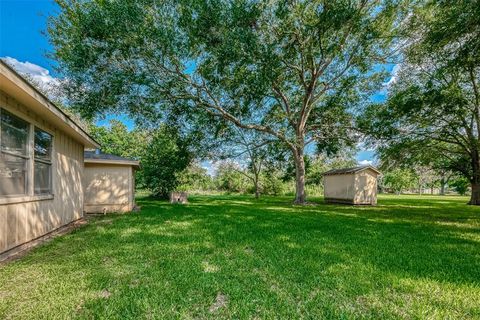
top-left (170, 192), bottom-right (188, 204)
top-left (209, 292), bottom-right (228, 313)
top-left (99, 289), bottom-right (111, 299)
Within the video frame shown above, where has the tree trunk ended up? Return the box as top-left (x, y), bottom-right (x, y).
top-left (469, 182), bottom-right (480, 205)
top-left (254, 174), bottom-right (260, 199)
top-left (469, 154), bottom-right (480, 205)
top-left (440, 177), bottom-right (446, 195)
top-left (293, 147), bottom-right (306, 204)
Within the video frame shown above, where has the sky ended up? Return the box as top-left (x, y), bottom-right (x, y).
top-left (0, 0), bottom-right (379, 165)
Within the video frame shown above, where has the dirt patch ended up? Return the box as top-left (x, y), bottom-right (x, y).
top-left (209, 292), bottom-right (228, 313)
top-left (99, 289), bottom-right (111, 299)
top-left (95, 219), bottom-right (113, 225)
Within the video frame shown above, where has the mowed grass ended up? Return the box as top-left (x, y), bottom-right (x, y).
top-left (1, 195), bottom-right (479, 319)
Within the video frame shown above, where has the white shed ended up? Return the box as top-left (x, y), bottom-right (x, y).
top-left (323, 166), bottom-right (380, 205)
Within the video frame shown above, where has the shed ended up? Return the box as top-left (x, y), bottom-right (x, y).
top-left (83, 151), bottom-right (140, 213)
top-left (0, 60), bottom-right (99, 256)
top-left (323, 165), bottom-right (380, 205)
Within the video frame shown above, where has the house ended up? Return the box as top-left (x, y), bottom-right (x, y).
top-left (0, 60), bottom-right (99, 256)
top-left (83, 150), bottom-right (139, 213)
top-left (323, 166), bottom-right (380, 205)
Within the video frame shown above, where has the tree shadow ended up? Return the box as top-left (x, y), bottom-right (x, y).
top-left (1, 194), bottom-right (479, 318)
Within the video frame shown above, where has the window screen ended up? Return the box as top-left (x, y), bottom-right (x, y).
top-left (0, 153), bottom-right (27, 196)
top-left (0, 109), bottom-right (29, 196)
top-left (34, 128), bottom-right (52, 195)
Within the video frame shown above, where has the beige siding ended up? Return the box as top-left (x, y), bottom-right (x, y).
top-left (0, 90), bottom-right (84, 254)
top-left (83, 163), bottom-right (134, 213)
top-left (354, 169), bottom-right (378, 205)
top-left (324, 169), bottom-right (378, 205)
top-left (324, 173), bottom-right (355, 200)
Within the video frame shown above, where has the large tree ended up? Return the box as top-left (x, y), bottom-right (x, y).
top-left (49, 0), bottom-right (405, 203)
top-left (359, 0), bottom-right (480, 204)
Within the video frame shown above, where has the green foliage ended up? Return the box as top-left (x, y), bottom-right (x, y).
top-left (261, 170), bottom-right (286, 196)
top-left (177, 162), bottom-right (214, 192)
top-left (359, 0), bottom-right (480, 203)
top-left (49, 0), bottom-right (407, 202)
top-left (142, 126), bottom-right (193, 198)
top-left (88, 120), bottom-right (146, 159)
top-left (382, 168), bottom-right (417, 194)
top-left (450, 177), bottom-right (470, 196)
top-left (213, 161), bottom-right (250, 193)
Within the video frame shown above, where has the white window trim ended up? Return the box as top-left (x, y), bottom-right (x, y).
top-left (0, 107), bottom-right (55, 204)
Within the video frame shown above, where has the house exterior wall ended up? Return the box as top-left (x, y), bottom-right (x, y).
top-left (354, 169), bottom-right (378, 205)
top-left (0, 90), bottom-right (84, 254)
top-left (324, 173), bottom-right (355, 203)
top-left (83, 163), bottom-right (134, 213)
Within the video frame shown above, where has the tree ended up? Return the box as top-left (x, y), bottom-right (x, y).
top-left (89, 120), bottom-right (147, 159)
top-left (49, 0), bottom-right (406, 203)
top-left (359, 0), bottom-right (480, 204)
top-left (142, 126), bottom-right (194, 198)
top-left (382, 168), bottom-right (416, 195)
top-left (450, 177), bottom-right (470, 196)
top-left (213, 160), bottom-right (251, 194)
top-left (177, 162), bottom-right (213, 192)
top-left (216, 128), bottom-right (273, 198)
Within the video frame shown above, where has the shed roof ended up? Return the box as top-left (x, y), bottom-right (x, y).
top-left (84, 151), bottom-right (140, 168)
top-left (0, 60), bottom-right (99, 149)
top-left (323, 165), bottom-right (380, 176)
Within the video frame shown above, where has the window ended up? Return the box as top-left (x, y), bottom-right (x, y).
top-left (0, 109), bottom-right (29, 196)
top-left (34, 128), bottom-right (52, 195)
top-left (0, 107), bottom-right (54, 198)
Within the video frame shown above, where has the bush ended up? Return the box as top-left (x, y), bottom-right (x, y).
top-left (142, 126), bottom-right (193, 198)
top-left (450, 177), bottom-right (470, 195)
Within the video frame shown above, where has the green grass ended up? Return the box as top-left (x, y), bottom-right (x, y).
top-left (1, 195), bottom-right (479, 319)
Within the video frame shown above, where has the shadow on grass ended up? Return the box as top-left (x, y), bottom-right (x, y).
top-left (1, 194), bottom-right (479, 318)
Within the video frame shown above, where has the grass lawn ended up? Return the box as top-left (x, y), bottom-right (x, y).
top-left (1, 195), bottom-right (479, 319)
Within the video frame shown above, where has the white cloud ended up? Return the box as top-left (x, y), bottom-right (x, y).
top-left (384, 64), bottom-right (401, 87)
top-left (358, 159), bottom-right (373, 166)
top-left (1, 56), bottom-right (60, 94)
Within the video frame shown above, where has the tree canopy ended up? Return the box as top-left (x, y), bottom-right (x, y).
top-left (49, 0), bottom-right (407, 203)
top-left (359, 0), bottom-right (480, 204)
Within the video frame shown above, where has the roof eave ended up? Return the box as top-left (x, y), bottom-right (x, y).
top-left (0, 61), bottom-right (100, 149)
top-left (323, 166), bottom-right (381, 176)
top-left (84, 158), bottom-right (140, 169)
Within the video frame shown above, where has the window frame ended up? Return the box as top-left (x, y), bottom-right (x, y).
top-left (0, 106), bottom-right (55, 203)
top-left (33, 127), bottom-right (53, 195)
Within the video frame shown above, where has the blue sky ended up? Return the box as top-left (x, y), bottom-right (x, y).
top-left (0, 0), bottom-right (378, 164)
